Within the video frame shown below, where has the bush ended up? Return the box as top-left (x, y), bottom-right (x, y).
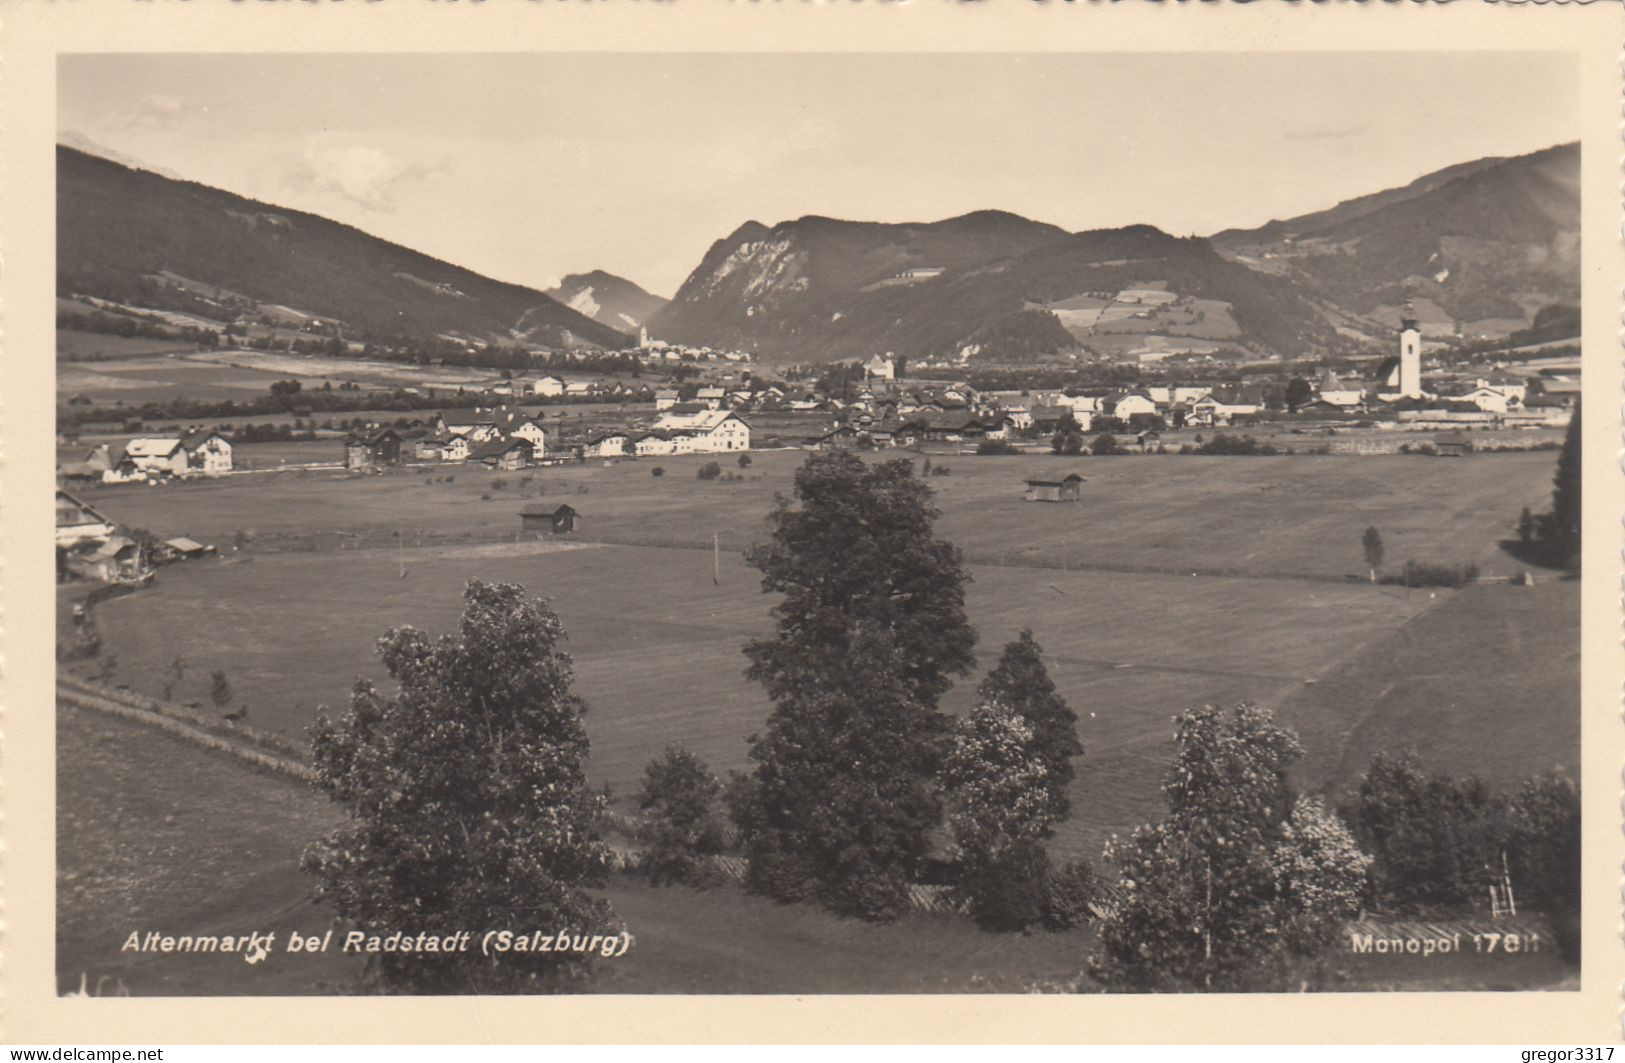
top-left (1041, 858), bottom-right (1098, 930)
top-left (1378, 562), bottom-right (1480, 588)
top-left (977, 439), bottom-right (1021, 456)
top-left (635, 746), bottom-right (729, 889)
top-left (931, 464), bottom-right (951, 476)
top-left (697, 462), bottom-right (722, 481)
top-left (1196, 433), bottom-right (1277, 456)
top-left (651, 467), bottom-right (665, 478)
top-left (956, 841), bottom-right (1052, 932)
top-left (1090, 433), bottom-right (1124, 456)
top-left (479, 492), bottom-right (492, 502)
top-left (491, 478), bottom-right (507, 490)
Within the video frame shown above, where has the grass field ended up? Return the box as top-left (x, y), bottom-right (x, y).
top-left (59, 445), bottom-right (1580, 993)
top-left (74, 448), bottom-right (1576, 859)
top-left (58, 705), bottom-right (1099, 995)
top-left (74, 448), bottom-right (1561, 579)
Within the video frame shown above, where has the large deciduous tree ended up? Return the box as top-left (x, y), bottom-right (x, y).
top-left (734, 452), bottom-right (976, 920)
top-left (942, 698), bottom-right (1056, 930)
top-left (1091, 703), bottom-right (1362, 992)
top-left (977, 630), bottom-right (1082, 822)
top-left (304, 579), bottom-right (616, 994)
top-left (1339, 750), bottom-right (1509, 911)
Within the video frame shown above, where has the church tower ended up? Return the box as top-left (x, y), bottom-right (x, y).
top-left (1398, 306), bottom-right (1422, 399)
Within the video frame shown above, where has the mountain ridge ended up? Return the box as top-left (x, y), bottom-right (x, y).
top-left (56, 144), bottom-right (630, 350)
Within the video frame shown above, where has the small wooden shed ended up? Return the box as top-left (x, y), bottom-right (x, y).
top-left (1024, 472), bottom-right (1085, 503)
top-left (520, 503), bottom-right (579, 535)
top-left (1434, 431), bottom-right (1473, 458)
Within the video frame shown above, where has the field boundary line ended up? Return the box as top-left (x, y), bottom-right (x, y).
top-left (58, 678), bottom-right (315, 783)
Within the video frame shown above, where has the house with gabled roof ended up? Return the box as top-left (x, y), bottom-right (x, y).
top-left (123, 437), bottom-right (189, 478)
top-left (469, 437), bottom-right (535, 471)
top-left (184, 430), bottom-right (234, 475)
top-left (56, 489), bottom-right (116, 546)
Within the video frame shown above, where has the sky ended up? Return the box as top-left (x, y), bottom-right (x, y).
top-left (58, 52), bottom-right (1579, 299)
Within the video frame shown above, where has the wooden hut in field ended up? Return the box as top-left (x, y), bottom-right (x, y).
top-left (520, 503), bottom-right (579, 535)
top-left (1434, 431), bottom-right (1473, 458)
top-left (1024, 472), bottom-right (1084, 503)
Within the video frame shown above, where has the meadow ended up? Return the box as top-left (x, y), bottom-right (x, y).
top-left (75, 447), bottom-right (1576, 859)
top-left (58, 444), bottom-right (1580, 994)
top-left (75, 447), bottom-right (1560, 578)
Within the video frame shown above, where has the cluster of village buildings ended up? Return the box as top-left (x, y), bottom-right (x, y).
top-left (59, 318), bottom-right (1577, 486)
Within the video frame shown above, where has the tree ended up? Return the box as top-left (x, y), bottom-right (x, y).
top-left (1361, 526), bottom-right (1384, 582)
top-left (737, 453), bottom-right (752, 469)
top-left (1093, 703), bottom-right (1325, 992)
top-left (303, 579), bottom-right (616, 993)
top-left (635, 746), bottom-right (728, 888)
top-left (1505, 770), bottom-right (1580, 962)
top-left (1090, 432), bottom-right (1123, 457)
top-left (1284, 377), bottom-right (1312, 411)
top-left (209, 670), bottom-right (233, 709)
top-left (1540, 407), bottom-right (1581, 571)
top-left (733, 452), bottom-right (976, 919)
top-left (1339, 751), bottom-right (1508, 911)
top-left (1269, 796), bottom-right (1371, 954)
top-left (161, 657), bottom-right (188, 702)
top-left (1051, 414), bottom-right (1083, 456)
top-left (977, 630), bottom-right (1082, 822)
top-left (942, 698), bottom-right (1055, 930)
top-left (1518, 506), bottom-right (1535, 545)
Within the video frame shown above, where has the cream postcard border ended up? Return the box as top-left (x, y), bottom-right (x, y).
top-left (2, 0), bottom-right (1621, 1044)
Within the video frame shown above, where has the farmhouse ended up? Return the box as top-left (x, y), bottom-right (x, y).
top-left (56, 489), bottom-right (116, 546)
top-left (1104, 390), bottom-right (1158, 420)
top-left (520, 503), bottom-right (579, 535)
top-left (531, 376), bottom-right (566, 398)
top-left (808, 425), bottom-right (861, 450)
top-left (584, 431), bottom-right (630, 458)
top-left (184, 430), bottom-right (234, 475)
top-left (123, 438), bottom-right (189, 478)
top-left (1024, 473), bottom-right (1084, 503)
top-left (436, 412), bottom-right (502, 444)
top-left (651, 409), bottom-right (751, 453)
top-left (493, 409), bottom-right (548, 453)
top-left (469, 438), bottom-right (535, 471)
top-left (65, 536), bottom-right (146, 584)
top-left (345, 429), bottom-right (402, 470)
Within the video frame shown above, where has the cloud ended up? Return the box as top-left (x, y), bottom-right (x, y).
top-left (282, 142), bottom-right (447, 213)
top-left (109, 93), bottom-right (199, 134)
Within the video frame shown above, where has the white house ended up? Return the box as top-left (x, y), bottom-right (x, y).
top-left (123, 438), bottom-right (190, 478)
top-left (654, 389), bottom-right (680, 411)
top-left (653, 409), bottom-right (752, 453)
top-left (696, 386), bottom-right (727, 410)
top-left (531, 376), bottom-right (566, 398)
top-left (633, 431), bottom-right (679, 457)
top-left (1454, 385), bottom-right (1514, 414)
top-left (1105, 392), bottom-right (1158, 420)
top-left (864, 354), bottom-right (896, 381)
top-left (184, 431), bottom-right (234, 475)
top-left (437, 413), bottom-right (502, 444)
top-left (564, 381), bottom-right (596, 398)
top-left (585, 431), bottom-right (630, 458)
